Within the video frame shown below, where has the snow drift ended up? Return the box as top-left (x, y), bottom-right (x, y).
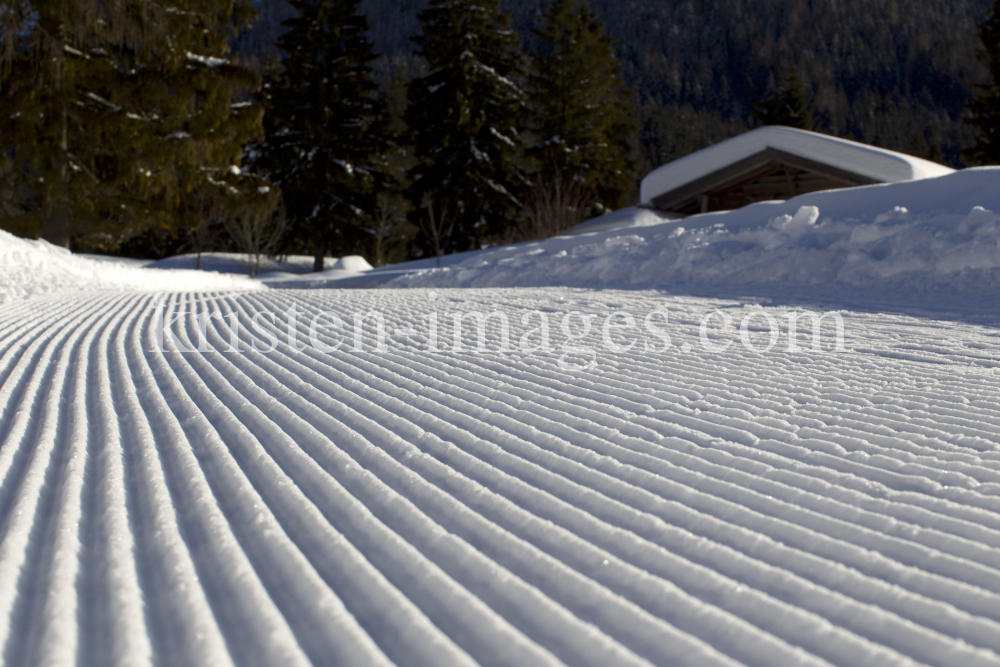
top-left (0, 230), bottom-right (264, 304)
top-left (387, 168), bottom-right (1000, 292)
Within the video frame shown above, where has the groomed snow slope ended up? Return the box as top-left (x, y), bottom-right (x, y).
top-left (4, 287), bottom-right (1000, 666)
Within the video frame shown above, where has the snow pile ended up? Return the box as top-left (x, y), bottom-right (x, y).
top-left (260, 254), bottom-right (374, 287)
top-left (0, 230), bottom-right (264, 304)
top-left (634, 203), bottom-right (1000, 288)
top-left (331, 254), bottom-right (374, 272)
top-left (572, 205), bottom-right (681, 234)
top-left (388, 168), bottom-right (1000, 292)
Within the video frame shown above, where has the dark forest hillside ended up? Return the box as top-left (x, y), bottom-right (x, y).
top-left (235, 0), bottom-right (993, 170)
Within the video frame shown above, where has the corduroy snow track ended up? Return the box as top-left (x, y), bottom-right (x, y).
top-left (2, 287), bottom-right (1000, 667)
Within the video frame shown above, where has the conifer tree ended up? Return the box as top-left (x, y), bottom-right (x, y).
top-left (752, 69), bottom-right (817, 131)
top-left (0, 0), bottom-right (115, 245)
top-left (526, 0), bottom-right (635, 227)
top-left (0, 0), bottom-right (274, 249)
top-left (966, 0), bottom-right (1000, 165)
top-left (259, 0), bottom-right (387, 271)
top-left (406, 0), bottom-right (527, 259)
top-left (139, 0), bottom-right (276, 252)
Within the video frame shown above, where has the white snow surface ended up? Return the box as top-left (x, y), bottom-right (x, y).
top-left (385, 168), bottom-right (1000, 293)
top-left (7, 168), bottom-right (997, 302)
top-left (5, 167), bottom-right (1000, 665)
top-left (3, 286), bottom-right (1000, 666)
top-left (0, 231), bottom-right (264, 305)
top-left (145, 253), bottom-right (373, 284)
top-left (146, 252), bottom-right (337, 276)
top-left (640, 126), bottom-right (955, 204)
top-left (331, 254), bottom-right (374, 272)
top-left (571, 206), bottom-right (682, 234)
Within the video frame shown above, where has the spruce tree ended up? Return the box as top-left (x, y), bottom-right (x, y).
top-left (0, 0), bottom-right (114, 246)
top-left (966, 0), bottom-right (1000, 165)
top-left (259, 0), bottom-right (387, 271)
top-left (406, 0), bottom-right (527, 259)
top-left (526, 0), bottom-right (635, 226)
top-left (111, 0), bottom-right (277, 254)
top-left (0, 0), bottom-right (274, 250)
top-left (751, 69), bottom-right (817, 131)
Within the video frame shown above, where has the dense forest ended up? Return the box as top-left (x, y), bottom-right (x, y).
top-left (237, 0), bottom-right (993, 169)
top-left (3, 0), bottom-right (999, 269)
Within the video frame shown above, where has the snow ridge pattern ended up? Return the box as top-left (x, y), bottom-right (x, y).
top-left (3, 287), bottom-right (1000, 666)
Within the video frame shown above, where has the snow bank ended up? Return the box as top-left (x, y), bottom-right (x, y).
top-left (387, 168), bottom-right (1000, 292)
top-left (0, 230), bottom-right (264, 305)
top-left (145, 252), bottom-right (373, 282)
top-left (330, 254), bottom-right (373, 272)
top-left (640, 126), bottom-right (955, 205)
top-left (260, 254), bottom-right (374, 287)
top-left (146, 252), bottom-right (332, 275)
top-left (571, 206), bottom-right (682, 234)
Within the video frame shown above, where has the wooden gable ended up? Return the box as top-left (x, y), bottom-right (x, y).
top-left (650, 147), bottom-right (880, 215)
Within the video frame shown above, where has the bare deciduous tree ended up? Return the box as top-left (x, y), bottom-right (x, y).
top-left (420, 196), bottom-right (456, 268)
top-left (524, 173), bottom-right (591, 240)
top-left (227, 201), bottom-right (288, 277)
top-left (0, 158), bottom-right (40, 238)
top-left (371, 191), bottom-right (415, 267)
top-left (186, 195), bottom-right (219, 270)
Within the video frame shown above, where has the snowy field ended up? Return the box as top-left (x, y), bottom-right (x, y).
top-left (4, 168), bottom-right (1000, 665)
top-left (3, 285), bottom-right (1000, 666)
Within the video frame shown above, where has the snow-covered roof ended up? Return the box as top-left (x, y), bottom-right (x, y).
top-left (640, 126), bottom-right (955, 206)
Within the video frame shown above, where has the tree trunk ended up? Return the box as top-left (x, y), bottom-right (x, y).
top-left (41, 101), bottom-right (71, 248)
top-left (41, 189), bottom-right (71, 247)
top-left (313, 235), bottom-right (327, 272)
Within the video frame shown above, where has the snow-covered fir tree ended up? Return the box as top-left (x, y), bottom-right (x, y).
top-left (0, 0), bottom-right (118, 246)
top-left (0, 0), bottom-right (274, 250)
top-left (526, 0), bottom-right (634, 231)
top-left (136, 0), bottom-right (277, 253)
top-left (405, 0), bottom-right (527, 259)
top-left (259, 0), bottom-right (387, 271)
